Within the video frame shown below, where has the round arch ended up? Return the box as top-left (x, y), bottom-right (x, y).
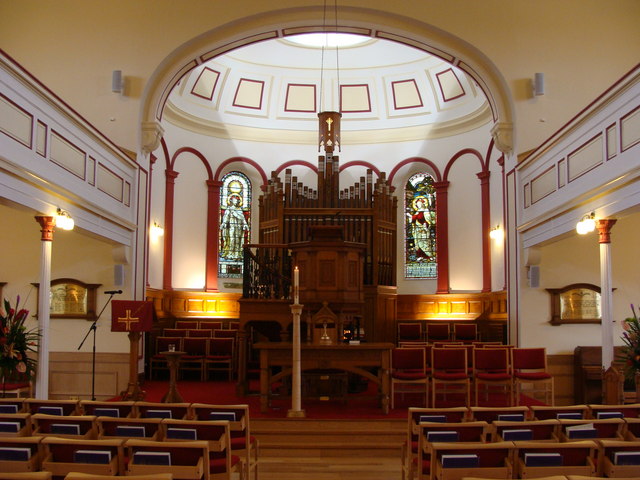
top-left (139, 6), bottom-right (513, 153)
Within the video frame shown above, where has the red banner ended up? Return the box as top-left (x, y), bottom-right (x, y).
top-left (111, 300), bottom-right (153, 332)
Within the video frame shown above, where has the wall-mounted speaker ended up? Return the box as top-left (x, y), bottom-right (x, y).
top-left (534, 72), bottom-right (545, 96)
top-left (528, 265), bottom-right (540, 288)
top-left (114, 264), bottom-right (125, 286)
top-left (112, 70), bottom-right (123, 93)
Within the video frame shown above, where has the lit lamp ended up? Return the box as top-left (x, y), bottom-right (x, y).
top-left (576, 212), bottom-right (596, 235)
top-left (489, 225), bottom-right (503, 241)
top-left (150, 221), bottom-right (164, 239)
top-left (55, 208), bottom-right (74, 230)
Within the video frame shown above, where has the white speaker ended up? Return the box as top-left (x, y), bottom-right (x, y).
top-left (112, 70), bottom-right (123, 93)
top-left (528, 265), bottom-right (540, 288)
top-left (534, 72), bottom-right (545, 96)
top-left (114, 264), bottom-right (125, 286)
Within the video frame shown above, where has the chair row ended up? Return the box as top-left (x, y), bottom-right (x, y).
top-left (173, 319), bottom-right (239, 331)
top-left (0, 433), bottom-right (241, 480)
top-left (391, 346), bottom-right (554, 408)
top-left (412, 438), bottom-right (640, 480)
top-left (403, 405), bottom-right (640, 480)
top-left (398, 322), bottom-right (480, 344)
top-left (0, 401), bottom-right (257, 480)
top-left (163, 328), bottom-right (239, 339)
top-left (152, 337), bottom-right (236, 381)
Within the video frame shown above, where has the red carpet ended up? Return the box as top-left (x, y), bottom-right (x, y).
top-left (133, 379), bottom-right (542, 419)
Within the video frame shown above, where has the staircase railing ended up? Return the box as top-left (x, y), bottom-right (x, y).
top-left (242, 244), bottom-right (292, 300)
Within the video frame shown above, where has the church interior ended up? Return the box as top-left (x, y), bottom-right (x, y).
top-left (1, 1), bottom-right (639, 479)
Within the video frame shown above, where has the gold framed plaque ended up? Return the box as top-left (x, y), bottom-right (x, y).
top-left (546, 283), bottom-right (603, 325)
top-left (33, 278), bottom-right (100, 320)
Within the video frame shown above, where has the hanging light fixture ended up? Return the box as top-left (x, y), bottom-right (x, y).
top-left (576, 212), bottom-right (596, 235)
top-left (55, 208), bottom-right (74, 231)
top-left (318, 0), bottom-right (341, 155)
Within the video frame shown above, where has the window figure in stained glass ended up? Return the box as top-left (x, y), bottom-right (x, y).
top-left (405, 173), bottom-right (437, 278)
top-left (219, 172), bottom-right (251, 278)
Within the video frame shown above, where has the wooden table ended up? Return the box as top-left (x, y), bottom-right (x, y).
top-left (254, 342), bottom-right (393, 414)
top-left (160, 350), bottom-right (185, 403)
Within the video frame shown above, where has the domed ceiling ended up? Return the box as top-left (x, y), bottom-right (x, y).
top-left (164, 33), bottom-right (491, 145)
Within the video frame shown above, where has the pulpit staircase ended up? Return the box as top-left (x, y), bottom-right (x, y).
top-left (253, 417), bottom-right (405, 480)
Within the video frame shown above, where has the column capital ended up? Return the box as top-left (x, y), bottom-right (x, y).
top-left (141, 121), bottom-right (164, 154)
top-left (597, 218), bottom-right (617, 244)
top-left (34, 215), bottom-right (55, 241)
top-left (490, 122), bottom-right (513, 154)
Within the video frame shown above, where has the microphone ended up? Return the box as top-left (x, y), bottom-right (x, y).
top-left (104, 290), bottom-right (123, 295)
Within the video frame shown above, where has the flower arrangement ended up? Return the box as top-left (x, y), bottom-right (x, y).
top-left (620, 304), bottom-right (640, 380)
top-left (0, 297), bottom-right (39, 388)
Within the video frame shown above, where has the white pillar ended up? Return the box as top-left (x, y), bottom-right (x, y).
top-left (597, 219), bottom-right (617, 370)
top-left (34, 216), bottom-right (55, 399)
top-left (288, 303), bottom-right (305, 417)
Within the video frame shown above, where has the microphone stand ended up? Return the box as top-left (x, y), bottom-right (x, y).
top-left (78, 292), bottom-right (117, 400)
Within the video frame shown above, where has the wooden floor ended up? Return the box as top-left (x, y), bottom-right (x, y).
top-left (254, 417), bottom-right (405, 480)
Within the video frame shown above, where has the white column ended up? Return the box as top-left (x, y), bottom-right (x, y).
top-left (288, 303), bottom-right (305, 417)
top-left (34, 216), bottom-right (54, 399)
top-left (597, 219), bottom-right (617, 370)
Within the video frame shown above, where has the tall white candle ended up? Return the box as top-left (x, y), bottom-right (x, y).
top-left (294, 266), bottom-right (299, 304)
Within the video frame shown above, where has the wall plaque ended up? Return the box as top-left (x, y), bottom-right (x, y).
top-left (546, 283), bottom-right (603, 325)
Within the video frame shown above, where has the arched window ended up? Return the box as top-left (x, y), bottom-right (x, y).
top-left (218, 171), bottom-right (251, 278)
top-left (405, 172), bottom-right (437, 278)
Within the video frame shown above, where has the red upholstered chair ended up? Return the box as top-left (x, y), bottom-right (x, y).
top-left (452, 323), bottom-right (478, 343)
top-left (199, 320), bottom-right (224, 331)
top-left (180, 337), bottom-right (208, 381)
top-left (473, 347), bottom-right (513, 406)
top-left (175, 320), bottom-right (199, 329)
top-left (213, 329), bottom-right (238, 340)
top-left (512, 347), bottom-right (554, 405)
top-left (431, 347), bottom-right (470, 407)
top-left (163, 328), bottom-right (188, 337)
top-left (187, 329), bottom-right (212, 337)
top-left (162, 419), bottom-right (243, 480)
top-left (426, 323), bottom-right (450, 343)
top-left (150, 336), bottom-right (181, 380)
top-left (397, 322), bottom-right (423, 344)
top-left (191, 403), bottom-right (259, 480)
top-left (391, 348), bottom-right (429, 409)
top-left (206, 337), bottom-right (235, 380)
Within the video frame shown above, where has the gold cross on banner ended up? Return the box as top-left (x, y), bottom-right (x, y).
top-left (326, 117), bottom-right (333, 131)
top-left (118, 309), bottom-right (139, 331)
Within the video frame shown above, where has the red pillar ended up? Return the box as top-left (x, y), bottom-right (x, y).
top-left (434, 181), bottom-right (450, 294)
top-left (477, 170), bottom-right (491, 293)
top-left (205, 180), bottom-right (222, 292)
top-left (162, 169), bottom-right (179, 291)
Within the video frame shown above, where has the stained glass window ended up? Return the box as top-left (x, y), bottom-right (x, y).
top-left (219, 171), bottom-right (251, 278)
top-left (405, 173), bottom-right (437, 278)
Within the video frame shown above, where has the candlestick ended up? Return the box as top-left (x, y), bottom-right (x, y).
top-left (294, 266), bottom-right (299, 304)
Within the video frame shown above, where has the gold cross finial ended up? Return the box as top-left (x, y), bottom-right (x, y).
top-left (326, 117), bottom-right (333, 131)
top-left (118, 309), bottom-right (139, 331)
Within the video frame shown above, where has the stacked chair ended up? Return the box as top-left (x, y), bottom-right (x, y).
top-left (0, 399), bottom-right (256, 480)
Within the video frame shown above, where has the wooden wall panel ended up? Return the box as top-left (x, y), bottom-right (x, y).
top-left (49, 352), bottom-right (129, 400)
top-left (146, 288), bottom-right (241, 319)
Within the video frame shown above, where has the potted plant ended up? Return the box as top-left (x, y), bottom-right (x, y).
top-left (0, 296), bottom-right (39, 397)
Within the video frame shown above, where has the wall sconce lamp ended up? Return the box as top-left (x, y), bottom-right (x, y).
top-left (55, 208), bottom-right (75, 231)
top-left (576, 212), bottom-right (596, 235)
top-left (489, 225), bottom-right (504, 242)
top-left (150, 221), bottom-right (164, 239)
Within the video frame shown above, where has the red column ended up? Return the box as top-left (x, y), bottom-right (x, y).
top-left (205, 180), bottom-right (222, 292)
top-left (145, 153), bottom-right (157, 287)
top-left (163, 169), bottom-right (179, 291)
top-left (477, 170), bottom-right (491, 293)
top-left (434, 181), bottom-right (450, 294)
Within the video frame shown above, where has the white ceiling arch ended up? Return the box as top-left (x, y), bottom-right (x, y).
top-left (139, 6), bottom-right (514, 154)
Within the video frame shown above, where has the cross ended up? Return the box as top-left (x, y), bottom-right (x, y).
top-left (118, 309), bottom-right (139, 331)
top-left (326, 117), bottom-right (333, 132)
